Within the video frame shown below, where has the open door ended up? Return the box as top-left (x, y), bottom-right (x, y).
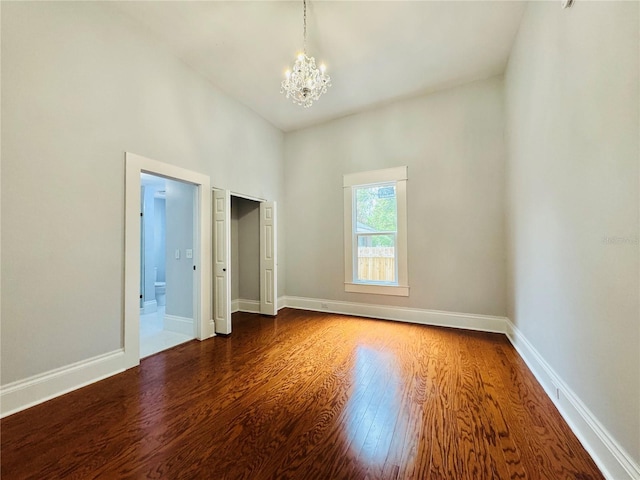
top-left (213, 189), bottom-right (231, 334)
top-left (260, 201), bottom-right (278, 316)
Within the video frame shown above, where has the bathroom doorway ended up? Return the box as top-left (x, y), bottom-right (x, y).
top-left (140, 172), bottom-right (197, 358)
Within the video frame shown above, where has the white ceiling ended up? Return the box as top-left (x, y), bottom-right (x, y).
top-left (114, 1), bottom-right (526, 132)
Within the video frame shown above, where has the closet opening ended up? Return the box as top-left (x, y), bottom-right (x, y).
top-left (230, 196), bottom-right (261, 315)
top-left (212, 189), bottom-right (277, 335)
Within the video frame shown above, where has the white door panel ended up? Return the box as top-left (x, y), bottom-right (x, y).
top-left (213, 189), bottom-right (231, 334)
top-left (260, 201), bottom-right (277, 316)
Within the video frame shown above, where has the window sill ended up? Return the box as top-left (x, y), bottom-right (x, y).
top-left (344, 283), bottom-right (409, 297)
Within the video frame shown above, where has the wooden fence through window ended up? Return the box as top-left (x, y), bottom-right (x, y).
top-left (357, 247), bottom-right (395, 282)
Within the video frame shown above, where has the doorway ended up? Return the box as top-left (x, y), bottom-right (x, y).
top-left (124, 152), bottom-right (212, 368)
top-left (139, 173), bottom-right (197, 358)
top-left (212, 190), bottom-right (277, 335)
top-left (230, 196), bottom-right (261, 314)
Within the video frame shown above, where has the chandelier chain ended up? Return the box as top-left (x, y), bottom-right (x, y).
top-left (303, 0), bottom-right (307, 54)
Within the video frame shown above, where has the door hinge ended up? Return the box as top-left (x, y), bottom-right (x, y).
top-left (193, 265), bottom-right (196, 271)
top-left (140, 294), bottom-right (143, 299)
top-left (140, 212), bottom-right (143, 217)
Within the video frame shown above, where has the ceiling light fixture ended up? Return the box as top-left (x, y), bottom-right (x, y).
top-left (281, 0), bottom-right (331, 108)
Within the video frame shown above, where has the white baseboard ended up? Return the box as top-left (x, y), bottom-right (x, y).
top-left (163, 314), bottom-right (194, 336)
top-left (143, 300), bottom-right (157, 314)
top-left (277, 296), bottom-right (286, 311)
top-left (231, 298), bottom-right (261, 314)
top-left (282, 295), bottom-right (507, 333)
top-left (239, 299), bottom-right (260, 313)
top-left (0, 349), bottom-right (128, 418)
top-left (506, 320), bottom-right (640, 480)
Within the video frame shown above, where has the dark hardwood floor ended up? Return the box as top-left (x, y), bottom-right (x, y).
top-left (1, 309), bottom-right (603, 479)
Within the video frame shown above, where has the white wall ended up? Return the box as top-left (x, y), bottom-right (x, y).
top-left (284, 77), bottom-right (507, 316)
top-left (504, 0), bottom-right (639, 471)
top-left (1, 2), bottom-right (285, 385)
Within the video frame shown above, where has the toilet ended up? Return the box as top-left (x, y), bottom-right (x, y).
top-left (153, 267), bottom-right (166, 307)
top-left (154, 281), bottom-right (166, 307)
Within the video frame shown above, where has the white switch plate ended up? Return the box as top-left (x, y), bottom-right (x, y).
top-left (186, 249), bottom-right (193, 259)
top-left (175, 249), bottom-right (180, 259)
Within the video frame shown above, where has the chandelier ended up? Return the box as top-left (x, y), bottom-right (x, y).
top-left (281, 0), bottom-right (331, 108)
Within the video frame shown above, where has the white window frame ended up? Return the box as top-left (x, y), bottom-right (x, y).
top-left (344, 166), bottom-right (409, 296)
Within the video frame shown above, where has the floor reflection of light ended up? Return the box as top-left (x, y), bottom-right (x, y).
top-left (345, 344), bottom-right (401, 467)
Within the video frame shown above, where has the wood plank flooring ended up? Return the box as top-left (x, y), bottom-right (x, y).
top-left (1, 309), bottom-right (604, 479)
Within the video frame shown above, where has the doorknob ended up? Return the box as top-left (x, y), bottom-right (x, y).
top-left (223, 268), bottom-right (226, 272)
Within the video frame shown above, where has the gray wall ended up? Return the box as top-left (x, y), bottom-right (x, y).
top-left (237, 198), bottom-right (260, 301)
top-left (284, 77), bottom-right (507, 316)
top-left (1, 2), bottom-right (285, 385)
top-left (504, 1), bottom-right (639, 465)
top-left (165, 180), bottom-right (195, 319)
top-left (231, 198), bottom-right (240, 302)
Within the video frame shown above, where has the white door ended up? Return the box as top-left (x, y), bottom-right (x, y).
top-left (260, 201), bottom-right (278, 316)
top-left (213, 189), bottom-right (231, 334)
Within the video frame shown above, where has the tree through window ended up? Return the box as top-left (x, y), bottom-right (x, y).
top-left (355, 184), bottom-right (397, 282)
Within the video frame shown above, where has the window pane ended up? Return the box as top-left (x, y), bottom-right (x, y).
top-left (355, 185), bottom-right (397, 233)
top-left (356, 235), bottom-right (396, 282)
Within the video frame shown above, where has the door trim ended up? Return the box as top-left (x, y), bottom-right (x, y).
top-left (230, 191), bottom-right (265, 203)
top-left (125, 152), bottom-right (212, 367)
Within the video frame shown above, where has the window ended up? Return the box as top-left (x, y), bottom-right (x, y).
top-left (344, 166), bottom-right (408, 296)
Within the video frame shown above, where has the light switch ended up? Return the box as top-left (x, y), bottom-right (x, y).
top-left (175, 249), bottom-right (180, 259)
top-left (186, 249), bottom-right (193, 259)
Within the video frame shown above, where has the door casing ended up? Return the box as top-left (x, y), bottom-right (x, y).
top-left (125, 152), bottom-right (212, 367)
